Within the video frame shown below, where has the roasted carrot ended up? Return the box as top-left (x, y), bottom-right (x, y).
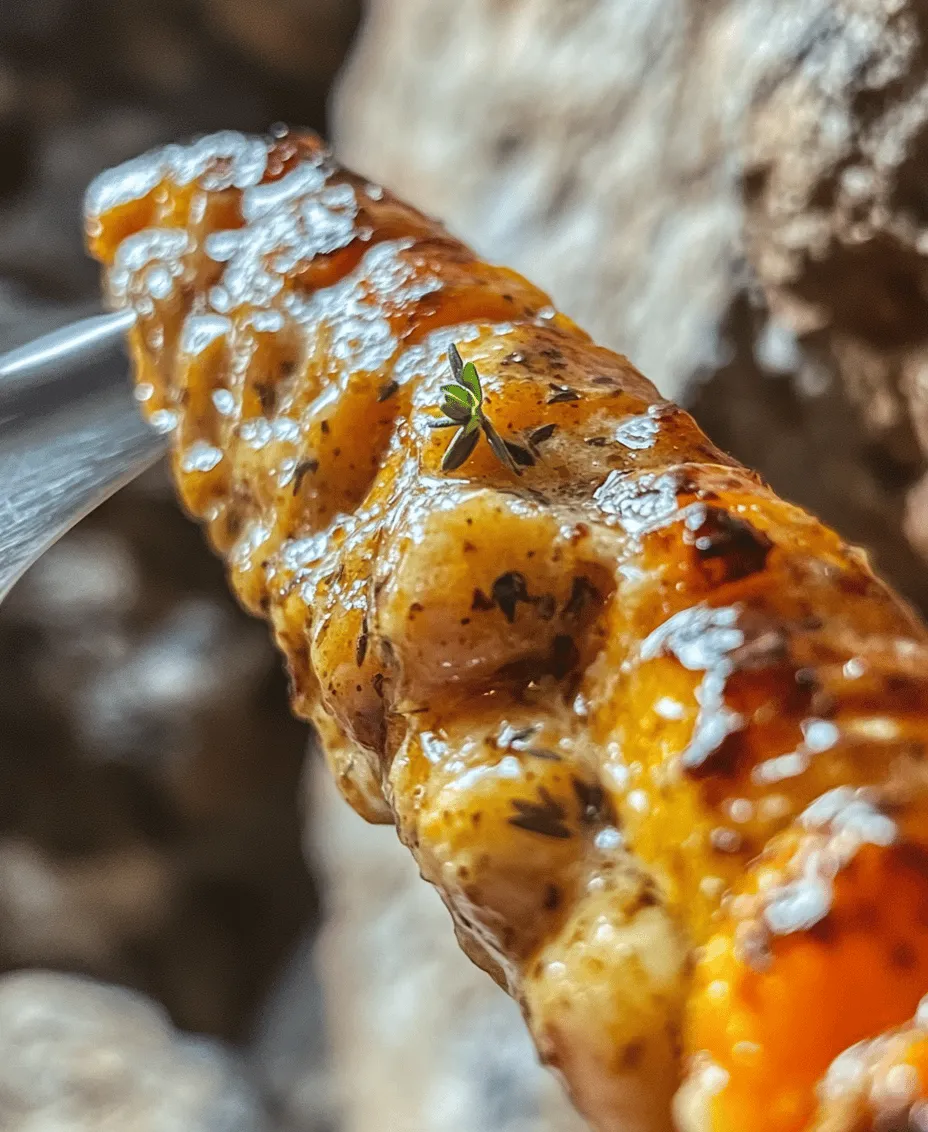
top-left (86, 129), bottom-right (928, 1132)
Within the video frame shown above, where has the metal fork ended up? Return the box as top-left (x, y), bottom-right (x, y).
top-left (0, 308), bottom-right (165, 603)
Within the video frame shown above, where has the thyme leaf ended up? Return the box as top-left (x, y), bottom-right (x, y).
top-left (459, 361), bottom-right (482, 402)
top-left (441, 423), bottom-right (480, 471)
top-left (430, 344), bottom-right (529, 476)
top-left (482, 417), bottom-right (523, 476)
top-left (448, 342), bottom-right (465, 382)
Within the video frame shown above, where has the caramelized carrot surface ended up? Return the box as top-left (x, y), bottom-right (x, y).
top-left (86, 129), bottom-right (928, 1132)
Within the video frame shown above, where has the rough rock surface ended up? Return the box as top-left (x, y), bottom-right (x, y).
top-left (0, 970), bottom-right (266, 1131)
top-left (0, 477), bottom-right (316, 1041)
top-left (736, 0), bottom-right (928, 569)
top-left (335, 0), bottom-right (928, 610)
top-left (309, 765), bottom-right (586, 1132)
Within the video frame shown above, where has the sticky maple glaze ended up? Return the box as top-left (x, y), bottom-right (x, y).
top-left (86, 130), bottom-right (928, 1132)
top-left (809, 1003), bottom-right (928, 1130)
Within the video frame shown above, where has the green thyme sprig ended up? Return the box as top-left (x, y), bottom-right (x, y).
top-left (429, 344), bottom-right (524, 475)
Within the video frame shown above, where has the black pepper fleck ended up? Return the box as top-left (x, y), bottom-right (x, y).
top-left (509, 788), bottom-right (572, 839)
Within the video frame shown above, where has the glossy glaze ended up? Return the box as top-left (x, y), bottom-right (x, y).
top-left (86, 130), bottom-right (928, 1132)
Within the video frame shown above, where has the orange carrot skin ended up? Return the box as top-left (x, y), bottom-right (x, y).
top-left (86, 129), bottom-right (928, 1132)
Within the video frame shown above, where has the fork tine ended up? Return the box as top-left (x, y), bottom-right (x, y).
top-left (0, 308), bottom-right (136, 396)
top-left (0, 305), bottom-right (163, 605)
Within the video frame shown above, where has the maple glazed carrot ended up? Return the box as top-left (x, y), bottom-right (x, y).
top-left (85, 128), bottom-right (928, 1132)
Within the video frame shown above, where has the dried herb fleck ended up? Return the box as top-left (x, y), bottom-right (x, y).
top-left (503, 440), bottom-right (536, 468)
top-left (292, 458), bottom-right (319, 494)
top-left (572, 777), bottom-right (616, 825)
top-left (472, 574), bottom-right (558, 624)
top-left (563, 576), bottom-right (600, 618)
top-left (524, 748), bottom-right (563, 762)
top-left (255, 382), bottom-right (276, 414)
top-left (471, 588), bottom-right (495, 612)
top-left (356, 618), bottom-right (369, 667)
top-left (491, 571), bottom-right (529, 623)
top-left (529, 423), bottom-right (557, 447)
top-left (547, 383), bottom-right (580, 404)
top-left (508, 788), bottom-right (572, 839)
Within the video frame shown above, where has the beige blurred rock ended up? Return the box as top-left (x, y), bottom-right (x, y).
top-left (309, 762), bottom-right (586, 1132)
top-left (0, 971), bottom-right (266, 1131)
top-left (0, 485), bottom-right (314, 1039)
top-left (335, 0), bottom-right (928, 607)
top-left (0, 841), bottom-right (172, 971)
top-left (335, 0), bottom-right (824, 403)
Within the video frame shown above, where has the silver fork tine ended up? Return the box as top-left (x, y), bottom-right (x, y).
top-left (0, 308), bottom-right (137, 396)
top-left (0, 307), bottom-right (166, 604)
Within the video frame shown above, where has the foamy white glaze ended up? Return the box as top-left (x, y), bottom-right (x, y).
top-left (764, 788), bottom-right (897, 936)
top-left (84, 131), bottom-right (270, 221)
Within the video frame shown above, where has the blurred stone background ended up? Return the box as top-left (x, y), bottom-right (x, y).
top-left (3, 0), bottom-right (928, 1129)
